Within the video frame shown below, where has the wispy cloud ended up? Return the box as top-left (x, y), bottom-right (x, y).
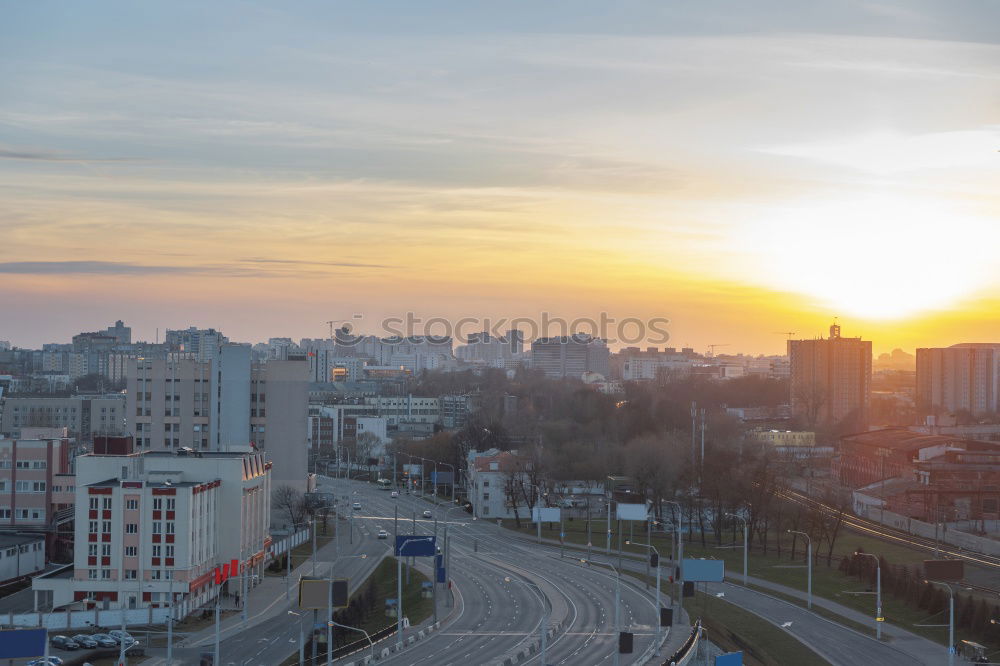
top-left (0, 260), bottom-right (383, 277)
top-left (0, 146), bottom-right (136, 163)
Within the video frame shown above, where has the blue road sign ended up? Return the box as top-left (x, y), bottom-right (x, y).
top-left (0, 628), bottom-right (46, 659)
top-left (437, 566), bottom-right (446, 583)
top-left (682, 558), bottom-right (725, 582)
top-left (395, 535), bottom-right (436, 557)
top-left (715, 652), bottom-right (744, 666)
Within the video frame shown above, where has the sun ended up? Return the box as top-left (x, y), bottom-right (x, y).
top-left (738, 193), bottom-right (998, 320)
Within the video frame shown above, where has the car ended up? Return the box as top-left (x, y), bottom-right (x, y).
top-left (422, 510), bottom-right (433, 519)
top-left (71, 635), bottom-right (99, 649)
top-left (107, 629), bottom-right (135, 646)
top-left (27, 658), bottom-right (64, 666)
top-left (377, 529), bottom-right (389, 539)
top-left (49, 636), bottom-right (80, 651)
top-left (352, 502), bottom-right (362, 510)
top-left (390, 490), bottom-right (399, 498)
top-left (90, 633), bottom-right (118, 648)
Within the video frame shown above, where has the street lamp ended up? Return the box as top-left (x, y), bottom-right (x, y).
top-left (925, 580), bottom-right (958, 666)
top-left (287, 610), bottom-right (306, 666)
top-left (327, 553), bottom-right (367, 666)
top-left (725, 512), bottom-right (748, 587)
top-left (854, 552), bottom-right (882, 640)
top-left (580, 558), bottom-right (622, 666)
top-left (437, 461), bottom-right (456, 503)
top-left (504, 576), bottom-right (550, 666)
top-left (528, 483), bottom-right (548, 544)
top-left (787, 530), bottom-right (812, 609)
top-left (443, 505), bottom-right (467, 608)
top-left (329, 620), bottom-right (375, 664)
top-left (663, 500), bottom-right (684, 625)
top-left (626, 540), bottom-right (662, 654)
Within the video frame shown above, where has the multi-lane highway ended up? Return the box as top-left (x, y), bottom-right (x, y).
top-left (319, 477), bottom-right (664, 666)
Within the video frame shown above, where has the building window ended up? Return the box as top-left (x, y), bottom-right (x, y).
top-left (101, 569), bottom-right (111, 579)
top-left (102, 521), bottom-right (112, 532)
top-left (88, 544), bottom-right (98, 556)
top-left (102, 497), bottom-right (112, 509)
top-left (101, 544), bottom-right (111, 556)
top-left (153, 498), bottom-right (163, 511)
top-left (88, 569), bottom-right (98, 580)
top-left (152, 522), bottom-right (161, 534)
top-left (124, 569), bottom-right (137, 580)
top-left (126, 499), bottom-right (138, 510)
top-left (89, 521), bottom-right (98, 533)
top-left (166, 498), bottom-right (176, 511)
top-left (125, 546), bottom-right (137, 557)
top-left (125, 523), bottom-right (137, 534)
top-left (165, 522), bottom-right (175, 534)
top-left (151, 545), bottom-right (161, 557)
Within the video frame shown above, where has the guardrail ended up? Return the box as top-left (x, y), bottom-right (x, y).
top-left (661, 619), bottom-right (702, 666)
top-left (334, 622), bottom-right (396, 659)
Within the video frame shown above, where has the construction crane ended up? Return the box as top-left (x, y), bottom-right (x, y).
top-left (325, 319), bottom-right (351, 339)
top-left (772, 331), bottom-right (797, 340)
top-left (707, 344), bottom-right (730, 357)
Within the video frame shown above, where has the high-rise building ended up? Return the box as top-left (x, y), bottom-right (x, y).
top-left (530, 334), bottom-right (610, 379)
top-left (126, 346), bottom-right (308, 488)
top-left (164, 327), bottom-right (228, 363)
top-left (788, 324), bottom-right (872, 429)
top-left (105, 320), bottom-right (132, 345)
top-left (916, 343), bottom-right (1000, 417)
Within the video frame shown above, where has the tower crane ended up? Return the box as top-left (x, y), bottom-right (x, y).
top-left (772, 331), bottom-right (797, 340)
top-left (707, 344), bottom-right (730, 357)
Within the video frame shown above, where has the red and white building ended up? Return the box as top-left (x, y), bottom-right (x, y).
top-left (0, 433), bottom-right (76, 532)
top-left (34, 446), bottom-right (271, 614)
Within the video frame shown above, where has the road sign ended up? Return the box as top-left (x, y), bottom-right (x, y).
top-left (395, 535), bottom-right (436, 556)
top-left (715, 652), bottom-right (744, 665)
top-left (299, 577), bottom-right (348, 610)
top-left (682, 558), bottom-right (725, 582)
top-left (0, 628), bottom-right (46, 659)
top-left (616, 503), bottom-right (647, 521)
top-left (924, 559), bottom-right (964, 582)
top-left (532, 507), bottom-right (560, 523)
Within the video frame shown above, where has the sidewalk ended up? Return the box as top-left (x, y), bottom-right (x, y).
top-left (180, 524), bottom-right (383, 649)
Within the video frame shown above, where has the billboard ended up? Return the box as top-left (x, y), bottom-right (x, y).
top-left (616, 503), bottom-right (648, 521)
top-left (924, 559), bottom-right (964, 582)
top-left (298, 577), bottom-right (348, 610)
top-left (395, 535), bottom-right (436, 557)
top-left (715, 652), bottom-right (744, 666)
top-left (682, 558), bottom-right (725, 582)
top-left (0, 628), bottom-right (46, 659)
top-left (403, 464), bottom-right (422, 477)
top-left (532, 507), bottom-right (561, 523)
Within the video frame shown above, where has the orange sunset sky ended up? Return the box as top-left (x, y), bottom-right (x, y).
top-left (1, 2), bottom-right (998, 354)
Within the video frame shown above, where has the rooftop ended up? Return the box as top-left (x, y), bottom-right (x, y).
top-left (0, 533), bottom-right (45, 547)
top-left (842, 427), bottom-right (976, 453)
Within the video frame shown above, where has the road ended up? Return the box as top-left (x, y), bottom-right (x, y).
top-left (323, 477), bottom-right (665, 666)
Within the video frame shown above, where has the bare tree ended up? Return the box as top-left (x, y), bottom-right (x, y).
top-left (273, 485), bottom-right (306, 529)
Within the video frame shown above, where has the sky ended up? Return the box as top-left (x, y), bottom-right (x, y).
top-left (1, 1), bottom-right (999, 354)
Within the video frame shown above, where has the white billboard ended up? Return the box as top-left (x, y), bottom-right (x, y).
top-left (532, 507), bottom-right (561, 523)
top-left (616, 503), bottom-right (649, 521)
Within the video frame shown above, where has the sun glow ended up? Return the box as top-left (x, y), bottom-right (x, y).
top-left (740, 194), bottom-right (1000, 319)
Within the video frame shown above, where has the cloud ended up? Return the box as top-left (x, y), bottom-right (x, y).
top-left (240, 257), bottom-right (389, 269)
top-left (0, 146), bottom-right (135, 163)
top-left (0, 260), bottom-right (383, 277)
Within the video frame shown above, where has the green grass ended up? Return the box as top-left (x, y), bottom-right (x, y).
top-left (280, 557), bottom-right (434, 665)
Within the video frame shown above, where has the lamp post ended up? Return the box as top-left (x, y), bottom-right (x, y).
top-left (443, 505), bottom-right (466, 608)
top-left (626, 540), bottom-right (662, 654)
top-left (328, 554), bottom-right (367, 666)
top-left (529, 483), bottom-right (548, 544)
top-left (438, 461), bottom-right (456, 503)
top-left (287, 610), bottom-right (305, 666)
top-left (926, 580), bottom-right (957, 666)
top-left (397, 537), bottom-right (434, 639)
top-left (726, 512), bottom-right (748, 586)
top-left (787, 530), bottom-right (812, 609)
top-left (504, 576), bottom-right (550, 666)
top-left (663, 500), bottom-right (684, 625)
top-left (581, 558), bottom-right (621, 666)
top-left (854, 552), bottom-right (882, 640)
top-left (329, 620), bottom-right (375, 664)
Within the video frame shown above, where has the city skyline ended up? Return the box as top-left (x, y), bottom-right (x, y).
top-left (2, 1), bottom-right (999, 354)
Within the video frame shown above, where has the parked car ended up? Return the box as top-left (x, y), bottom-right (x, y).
top-left (71, 634), bottom-right (99, 649)
top-left (108, 629), bottom-right (136, 646)
top-left (422, 510), bottom-right (433, 519)
top-left (352, 502), bottom-right (362, 510)
top-left (49, 636), bottom-right (79, 651)
top-left (377, 529), bottom-right (389, 539)
top-left (90, 633), bottom-right (118, 648)
top-left (27, 658), bottom-right (64, 666)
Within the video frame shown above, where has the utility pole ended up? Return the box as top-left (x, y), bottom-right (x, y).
top-left (788, 530), bottom-right (812, 608)
top-left (690, 402), bottom-right (697, 471)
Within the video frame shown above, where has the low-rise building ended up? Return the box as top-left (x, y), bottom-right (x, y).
top-left (0, 534), bottom-right (46, 584)
top-left (33, 446), bottom-right (271, 614)
top-left (0, 435), bottom-right (76, 532)
top-left (749, 430), bottom-right (816, 447)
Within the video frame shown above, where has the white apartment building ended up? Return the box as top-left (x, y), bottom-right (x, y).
top-left (33, 448), bottom-right (271, 613)
top-left (366, 396), bottom-right (439, 426)
top-left (1, 395), bottom-right (124, 441)
top-left (917, 343), bottom-right (1000, 417)
top-left (466, 449), bottom-right (527, 520)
